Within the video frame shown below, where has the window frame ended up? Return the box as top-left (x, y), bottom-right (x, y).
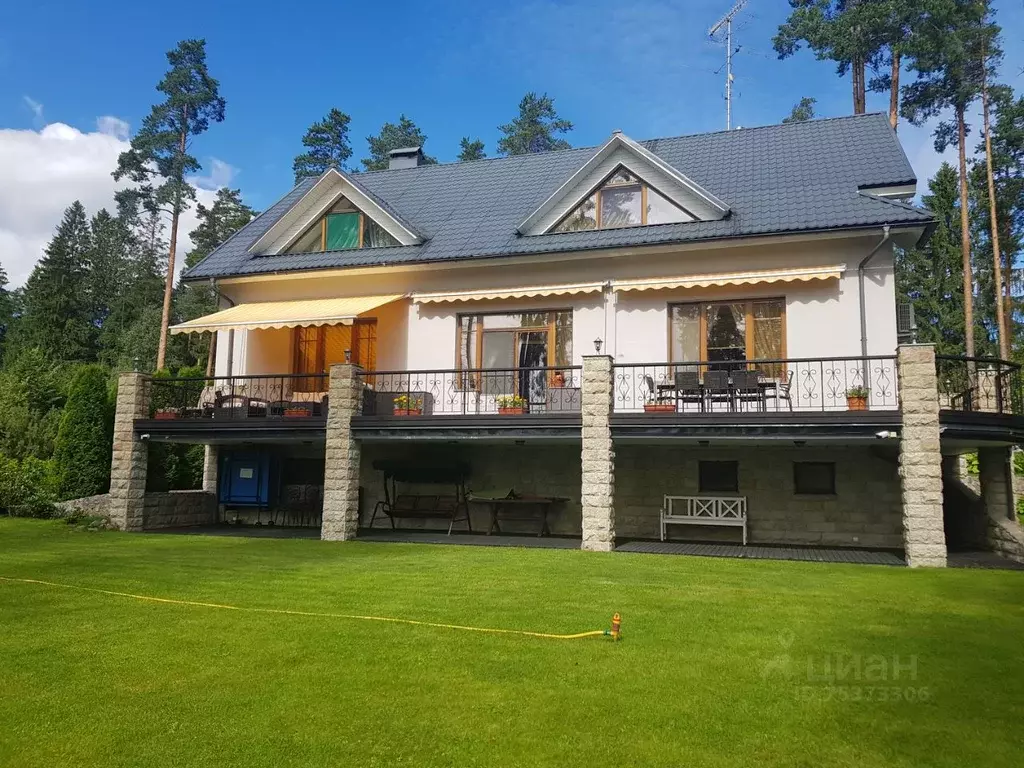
top-left (552, 165), bottom-right (695, 232)
top-left (292, 318), bottom-right (378, 386)
top-left (285, 207), bottom-right (400, 254)
top-left (698, 460), bottom-right (739, 494)
top-left (793, 461), bottom-right (837, 496)
top-left (455, 309), bottom-right (572, 390)
top-left (668, 298), bottom-right (787, 364)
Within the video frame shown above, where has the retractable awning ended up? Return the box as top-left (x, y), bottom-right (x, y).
top-left (611, 265), bottom-right (845, 292)
top-left (412, 282), bottom-right (604, 304)
top-left (169, 294), bottom-right (405, 334)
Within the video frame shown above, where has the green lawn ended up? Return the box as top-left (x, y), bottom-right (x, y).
top-left (1, 519), bottom-right (1022, 767)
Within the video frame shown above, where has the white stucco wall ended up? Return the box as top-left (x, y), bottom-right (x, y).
top-left (213, 232), bottom-right (899, 376)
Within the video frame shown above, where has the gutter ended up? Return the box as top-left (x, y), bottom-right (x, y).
top-left (859, 225), bottom-right (892, 359)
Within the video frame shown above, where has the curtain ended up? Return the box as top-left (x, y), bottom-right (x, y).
top-left (670, 304), bottom-right (701, 364)
top-left (325, 213), bottom-right (359, 250)
top-left (752, 300), bottom-right (784, 378)
top-left (364, 218), bottom-right (399, 248)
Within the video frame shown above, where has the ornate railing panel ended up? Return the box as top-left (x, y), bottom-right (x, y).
top-left (358, 367), bottom-right (582, 416)
top-left (936, 356), bottom-right (1022, 416)
top-left (612, 357), bottom-right (899, 414)
top-left (148, 373), bottom-right (329, 421)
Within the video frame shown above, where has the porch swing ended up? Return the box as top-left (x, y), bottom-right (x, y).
top-left (368, 459), bottom-right (472, 535)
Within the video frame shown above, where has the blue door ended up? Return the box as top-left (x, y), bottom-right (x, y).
top-left (219, 450), bottom-right (271, 506)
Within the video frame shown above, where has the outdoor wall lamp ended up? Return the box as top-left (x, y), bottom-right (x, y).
top-left (344, 349), bottom-right (352, 363)
top-left (593, 337), bottom-right (603, 353)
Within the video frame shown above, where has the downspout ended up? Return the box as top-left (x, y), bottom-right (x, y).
top-left (209, 279), bottom-right (236, 377)
top-left (859, 224), bottom-right (892, 359)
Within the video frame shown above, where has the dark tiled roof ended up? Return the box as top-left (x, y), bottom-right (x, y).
top-left (185, 112), bottom-right (931, 280)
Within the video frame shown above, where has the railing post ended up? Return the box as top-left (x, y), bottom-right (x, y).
top-left (322, 364), bottom-right (362, 541)
top-left (896, 344), bottom-right (946, 567)
top-left (581, 355), bottom-right (615, 551)
top-left (109, 372), bottom-right (151, 531)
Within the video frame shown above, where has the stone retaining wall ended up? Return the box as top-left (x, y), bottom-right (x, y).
top-left (142, 491), bottom-right (217, 529)
top-left (614, 445), bottom-right (903, 548)
top-left (56, 493), bottom-right (111, 518)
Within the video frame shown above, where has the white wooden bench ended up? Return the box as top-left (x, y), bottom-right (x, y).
top-left (660, 496), bottom-right (747, 544)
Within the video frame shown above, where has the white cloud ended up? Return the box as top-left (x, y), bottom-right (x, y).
top-left (22, 96), bottom-right (43, 124)
top-left (0, 120), bottom-right (220, 287)
top-left (96, 115), bottom-right (130, 141)
top-left (190, 157), bottom-right (238, 191)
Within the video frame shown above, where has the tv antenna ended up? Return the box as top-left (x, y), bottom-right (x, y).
top-left (709, 0), bottom-right (748, 130)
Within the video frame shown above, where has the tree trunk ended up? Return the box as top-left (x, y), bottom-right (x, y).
top-left (156, 107), bottom-right (189, 371)
top-left (957, 107), bottom-right (975, 361)
top-left (852, 55), bottom-right (867, 114)
top-left (206, 330), bottom-right (217, 377)
top-left (981, 67), bottom-right (1008, 360)
top-left (889, 51), bottom-right (900, 131)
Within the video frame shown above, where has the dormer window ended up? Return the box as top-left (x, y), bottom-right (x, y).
top-left (552, 167), bottom-right (695, 233)
top-left (284, 197), bottom-right (400, 254)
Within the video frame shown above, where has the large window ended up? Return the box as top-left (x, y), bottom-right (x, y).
top-left (552, 167), bottom-right (695, 233)
top-left (670, 299), bottom-right (785, 370)
top-left (457, 310), bottom-right (573, 399)
top-left (699, 461), bottom-right (739, 493)
top-left (793, 462), bottom-right (836, 495)
top-left (285, 198), bottom-right (399, 254)
top-left (292, 320), bottom-right (377, 391)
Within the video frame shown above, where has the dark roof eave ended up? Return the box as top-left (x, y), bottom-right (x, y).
top-left (184, 220), bottom-right (932, 284)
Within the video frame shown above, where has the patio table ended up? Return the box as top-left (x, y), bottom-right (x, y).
top-left (470, 495), bottom-right (568, 537)
top-left (655, 376), bottom-right (780, 412)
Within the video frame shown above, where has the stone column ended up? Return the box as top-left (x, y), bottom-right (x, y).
top-left (896, 344), bottom-right (946, 567)
top-left (322, 363), bottom-right (362, 541)
top-left (979, 447), bottom-right (1015, 522)
top-left (109, 372), bottom-right (151, 531)
top-left (202, 445), bottom-right (219, 494)
top-left (581, 355), bottom-right (615, 551)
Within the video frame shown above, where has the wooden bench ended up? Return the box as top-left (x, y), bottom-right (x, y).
top-left (368, 460), bottom-right (472, 535)
top-left (660, 495), bottom-right (747, 544)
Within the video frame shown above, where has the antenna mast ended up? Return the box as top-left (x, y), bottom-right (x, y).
top-left (708, 0), bottom-right (748, 130)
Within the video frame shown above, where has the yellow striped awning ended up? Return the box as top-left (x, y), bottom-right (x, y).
top-left (412, 282), bottom-right (604, 304)
top-left (611, 265), bottom-right (845, 292)
top-left (169, 294), bottom-right (405, 334)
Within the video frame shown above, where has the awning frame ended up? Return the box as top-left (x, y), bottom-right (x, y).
top-left (611, 265), bottom-right (845, 293)
top-left (170, 294), bottom-right (405, 334)
top-left (412, 282), bottom-right (606, 304)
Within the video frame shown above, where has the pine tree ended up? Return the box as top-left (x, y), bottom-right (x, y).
top-left (457, 137), bottom-right (486, 162)
top-left (292, 108), bottom-right (353, 182)
top-left (895, 163), bottom-right (967, 354)
top-left (112, 39), bottom-right (226, 370)
top-left (87, 209), bottom-right (132, 335)
top-left (783, 97), bottom-right (817, 122)
top-left (362, 116), bottom-right (438, 171)
top-left (174, 188), bottom-right (256, 371)
top-left (901, 0), bottom-right (1000, 359)
top-left (17, 201), bottom-right (96, 362)
top-left (497, 93), bottom-right (573, 156)
top-left (52, 364), bottom-right (112, 500)
top-left (0, 263), bottom-right (12, 359)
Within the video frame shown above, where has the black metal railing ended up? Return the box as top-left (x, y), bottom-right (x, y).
top-left (149, 373), bottom-right (329, 421)
top-left (358, 366), bottom-right (582, 416)
top-left (936, 356), bottom-right (1022, 416)
top-left (612, 357), bottom-right (899, 414)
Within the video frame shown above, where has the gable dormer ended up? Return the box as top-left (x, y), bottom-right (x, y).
top-left (518, 131), bottom-right (730, 236)
top-left (249, 167), bottom-right (423, 256)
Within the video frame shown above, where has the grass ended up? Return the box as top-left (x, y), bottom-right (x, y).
top-left (1, 519), bottom-right (1022, 767)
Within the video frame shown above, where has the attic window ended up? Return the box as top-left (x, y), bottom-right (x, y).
top-left (551, 167), bottom-right (695, 233)
top-left (284, 198), bottom-right (400, 254)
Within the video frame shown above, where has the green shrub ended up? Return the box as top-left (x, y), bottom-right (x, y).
top-left (0, 455), bottom-right (59, 517)
top-left (53, 365), bottom-right (113, 501)
top-left (147, 366), bottom-right (206, 492)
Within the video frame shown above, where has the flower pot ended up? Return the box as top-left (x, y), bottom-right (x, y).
top-left (498, 407), bottom-right (525, 415)
top-left (644, 403), bottom-right (676, 413)
top-left (154, 410), bottom-right (179, 420)
top-left (552, 372), bottom-right (566, 388)
top-left (284, 408), bottom-right (313, 418)
top-left (393, 407), bottom-right (423, 416)
top-left (846, 395), bottom-right (868, 411)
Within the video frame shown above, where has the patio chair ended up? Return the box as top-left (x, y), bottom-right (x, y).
top-left (764, 370), bottom-right (794, 412)
top-left (703, 370), bottom-right (733, 411)
top-left (732, 370), bottom-right (764, 412)
top-left (643, 375), bottom-right (674, 405)
top-left (674, 371), bottom-right (705, 412)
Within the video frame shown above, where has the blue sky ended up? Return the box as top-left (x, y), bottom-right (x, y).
top-left (0, 0), bottom-right (1022, 283)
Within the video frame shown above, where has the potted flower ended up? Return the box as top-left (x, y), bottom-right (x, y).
top-left (284, 405), bottom-right (313, 418)
top-left (154, 407), bottom-right (180, 420)
top-left (393, 394), bottom-right (424, 416)
top-left (552, 370), bottom-right (566, 388)
top-left (497, 394), bottom-right (527, 415)
top-left (846, 386), bottom-right (870, 411)
top-left (644, 400), bottom-right (676, 413)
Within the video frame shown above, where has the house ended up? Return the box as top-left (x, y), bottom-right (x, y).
top-left (112, 113), bottom-right (1024, 566)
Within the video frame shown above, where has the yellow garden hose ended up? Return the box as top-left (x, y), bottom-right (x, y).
top-left (0, 576), bottom-right (619, 641)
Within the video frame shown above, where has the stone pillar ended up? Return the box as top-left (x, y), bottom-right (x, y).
top-left (322, 363), bottom-right (362, 541)
top-left (979, 447), bottom-right (1015, 522)
top-left (202, 445), bottom-right (219, 495)
top-left (581, 355), bottom-right (615, 551)
top-left (896, 344), bottom-right (946, 567)
top-left (109, 372), bottom-right (151, 531)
